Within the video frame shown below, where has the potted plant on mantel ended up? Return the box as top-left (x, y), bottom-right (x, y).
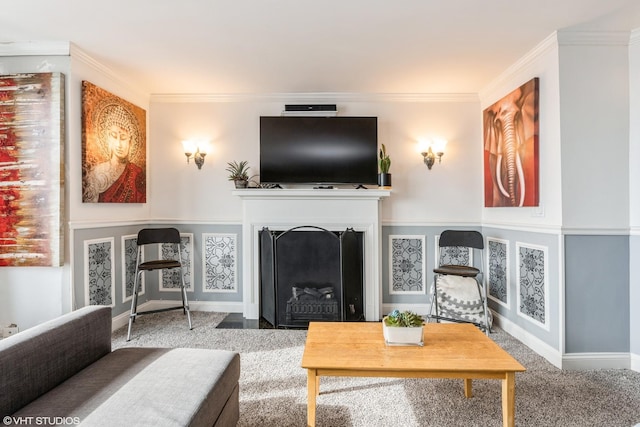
top-left (382, 309), bottom-right (424, 346)
top-left (378, 143), bottom-right (392, 188)
top-left (226, 160), bottom-right (251, 188)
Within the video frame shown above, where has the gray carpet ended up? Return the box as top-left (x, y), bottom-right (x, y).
top-left (112, 311), bottom-right (640, 427)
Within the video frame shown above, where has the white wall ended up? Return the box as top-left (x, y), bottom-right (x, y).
top-left (68, 47), bottom-right (151, 224)
top-left (629, 30), bottom-right (640, 361)
top-left (479, 34), bottom-right (563, 229)
top-left (629, 32), bottom-right (640, 229)
top-left (558, 32), bottom-right (630, 231)
top-left (0, 55), bottom-right (70, 330)
top-left (148, 95), bottom-right (483, 226)
top-left (0, 47), bottom-right (151, 330)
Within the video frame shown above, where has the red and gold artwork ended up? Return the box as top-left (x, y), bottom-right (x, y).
top-left (0, 73), bottom-right (64, 266)
top-left (483, 78), bottom-right (539, 207)
top-left (81, 81), bottom-right (146, 203)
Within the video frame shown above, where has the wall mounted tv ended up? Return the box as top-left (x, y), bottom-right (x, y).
top-left (259, 116), bottom-right (378, 186)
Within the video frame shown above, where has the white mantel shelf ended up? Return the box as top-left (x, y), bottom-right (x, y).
top-left (234, 187), bottom-right (390, 322)
top-left (232, 188), bottom-right (391, 200)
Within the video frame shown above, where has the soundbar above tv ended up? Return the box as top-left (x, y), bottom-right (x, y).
top-left (259, 116), bottom-right (378, 186)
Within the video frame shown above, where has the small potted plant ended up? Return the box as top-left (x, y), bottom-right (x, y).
top-left (378, 144), bottom-right (391, 188)
top-left (382, 309), bottom-right (424, 346)
top-left (226, 160), bottom-right (250, 188)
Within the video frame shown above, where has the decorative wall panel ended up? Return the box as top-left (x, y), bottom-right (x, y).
top-left (160, 233), bottom-right (193, 291)
top-left (435, 235), bottom-right (472, 267)
top-left (121, 234), bottom-right (144, 302)
top-left (84, 237), bottom-right (115, 307)
top-left (516, 242), bottom-right (548, 329)
top-left (487, 237), bottom-right (509, 308)
top-left (389, 235), bottom-right (425, 294)
top-left (203, 233), bottom-right (237, 293)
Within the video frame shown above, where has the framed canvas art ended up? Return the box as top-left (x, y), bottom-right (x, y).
top-left (0, 73), bottom-right (64, 267)
top-left (81, 81), bottom-right (146, 203)
top-left (483, 77), bottom-right (539, 207)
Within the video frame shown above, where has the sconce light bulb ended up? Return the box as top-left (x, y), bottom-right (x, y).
top-left (194, 148), bottom-right (206, 170)
top-left (421, 146), bottom-right (435, 170)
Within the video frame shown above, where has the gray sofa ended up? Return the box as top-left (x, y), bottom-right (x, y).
top-left (0, 306), bottom-right (240, 426)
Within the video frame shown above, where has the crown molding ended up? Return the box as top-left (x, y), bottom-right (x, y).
top-left (69, 43), bottom-right (150, 101)
top-left (150, 92), bottom-right (479, 104)
top-left (479, 32), bottom-right (557, 101)
top-left (631, 29), bottom-right (640, 46)
top-left (0, 41), bottom-right (70, 56)
top-left (556, 30), bottom-right (631, 46)
top-left (479, 29), bottom-right (633, 102)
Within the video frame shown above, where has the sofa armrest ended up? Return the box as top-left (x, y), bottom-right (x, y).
top-left (0, 306), bottom-right (112, 416)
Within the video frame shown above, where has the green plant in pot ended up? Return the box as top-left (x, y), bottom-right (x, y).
top-left (382, 309), bottom-right (424, 346)
top-left (378, 144), bottom-right (391, 188)
top-left (226, 160), bottom-right (250, 188)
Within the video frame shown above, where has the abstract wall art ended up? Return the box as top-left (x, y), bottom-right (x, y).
top-left (483, 77), bottom-right (539, 207)
top-left (81, 81), bottom-right (146, 203)
top-left (0, 73), bottom-right (65, 267)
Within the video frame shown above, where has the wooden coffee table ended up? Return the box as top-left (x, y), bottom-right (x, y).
top-left (301, 322), bottom-right (525, 427)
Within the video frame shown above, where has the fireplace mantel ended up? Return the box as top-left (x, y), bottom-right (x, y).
top-left (233, 188), bottom-right (391, 321)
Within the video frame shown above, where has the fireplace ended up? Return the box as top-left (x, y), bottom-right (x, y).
top-left (234, 188), bottom-right (390, 322)
top-left (259, 226), bottom-right (364, 328)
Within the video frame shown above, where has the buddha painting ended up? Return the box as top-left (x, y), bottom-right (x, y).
top-left (82, 81), bottom-right (146, 203)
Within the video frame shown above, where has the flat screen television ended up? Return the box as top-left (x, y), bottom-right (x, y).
top-left (259, 116), bottom-right (378, 186)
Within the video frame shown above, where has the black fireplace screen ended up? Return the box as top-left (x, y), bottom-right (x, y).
top-left (259, 226), bottom-right (364, 328)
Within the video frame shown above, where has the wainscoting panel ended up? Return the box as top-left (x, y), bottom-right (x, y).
top-left (203, 233), bottom-right (238, 293)
top-left (389, 235), bottom-right (425, 294)
top-left (84, 237), bottom-right (115, 307)
top-left (487, 237), bottom-right (509, 309)
top-left (435, 234), bottom-right (473, 267)
top-left (121, 234), bottom-right (144, 303)
top-left (565, 234), bottom-right (629, 354)
top-left (72, 224), bottom-right (244, 318)
top-left (516, 242), bottom-right (549, 330)
top-left (159, 233), bottom-right (194, 292)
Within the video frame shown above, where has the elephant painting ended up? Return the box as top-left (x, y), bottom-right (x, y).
top-left (483, 78), bottom-right (539, 207)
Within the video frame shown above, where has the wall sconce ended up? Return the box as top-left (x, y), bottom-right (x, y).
top-left (182, 140), bottom-right (207, 170)
top-left (419, 138), bottom-right (447, 170)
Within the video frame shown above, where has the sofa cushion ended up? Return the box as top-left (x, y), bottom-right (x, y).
top-left (14, 347), bottom-right (240, 427)
top-left (0, 306), bottom-right (112, 416)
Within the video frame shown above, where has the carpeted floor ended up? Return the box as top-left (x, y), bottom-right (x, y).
top-left (112, 311), bottom-right (640, 427)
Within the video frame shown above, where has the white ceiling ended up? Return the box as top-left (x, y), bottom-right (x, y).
top-left (2, 0), bottom-right (640, 95)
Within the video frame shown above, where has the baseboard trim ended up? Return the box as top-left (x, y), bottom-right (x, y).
top-left (562, 352), bottom-right (630, 370)
top-left (492, 313), bottom-right (563, 368)
top-left (111, 300), bottom-right (243, 331)
top-left (384, 306), bottom-right (565, 369)
top-left (630, 352), bottom-right (640, 372)
top-left (495, 314), bottom-right (633, 370)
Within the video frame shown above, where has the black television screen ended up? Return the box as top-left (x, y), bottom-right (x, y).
top-left (259, 116), bottom-right (378, 186)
